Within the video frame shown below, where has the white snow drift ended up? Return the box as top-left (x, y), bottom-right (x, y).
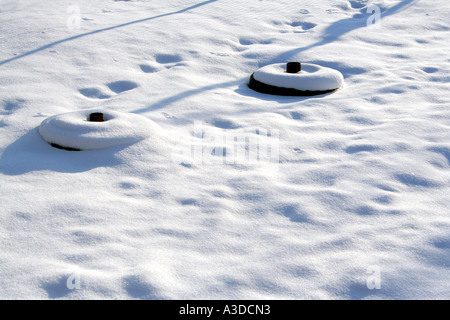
top-left (252, 63), bottom-right (344, 92)
top-left (38, 110), bottom-right (158, 150)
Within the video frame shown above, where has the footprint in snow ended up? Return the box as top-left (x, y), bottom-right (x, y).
top-left (155, 53), bottom-right (183, 64)
top-left (79, 80), bottom-right (139, 99)
top-left (289, 21), bottom-right (317, 31)
top-left (326, 8), bottom-right (340, 14)
top-left (238, 37), bottom-right (273, 46)
top-left (329, 0), bottom-right (379, 17)
top-left (422, 67), bottom-right (439, 74)
top-left (349, 0), bottom-right (370, 9)
top-left (79, 87), bottom-right (111, 99)
top-left (139, 64), bottom-right (160, 73)
top-left (1, 98), bottom-right (26, 115)
top-left (283, 20), bottom-right (318, 34)
top-left (107, 80), bottom-right (139, 94)
top-left (345, 144), bottom-right (379, 154)
top-left (271, 19), bottom-right (316, 34)
top-left (179, 198), bottom-right (198, 206)
top-left (156, 53), bottom-right (186, 69)
top-left (122, 275), bottom-right (162, 300)
top-left (394, 173), bottom-right (441, 188)
top-left (372, 195), bottom-right (393, 205)
top-left (140, 54), bottom-right (185, 73)
top-left (207, 118), bottom-right (241, 130)
top-left (289, 111), bottom-right (306, 120)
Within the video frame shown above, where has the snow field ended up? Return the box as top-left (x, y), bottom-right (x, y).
top-left (0, 0), bottom-right (449, 299)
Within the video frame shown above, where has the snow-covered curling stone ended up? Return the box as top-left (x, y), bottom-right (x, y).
top-left (248, 62), bottom-right (344, 96)
top-left (38, 110), bottom-right (157, 151)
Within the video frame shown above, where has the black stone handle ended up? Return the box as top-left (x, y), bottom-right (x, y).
top-left (89, 112), bottom-right (105, 122)
top-left (287, 62), bottom-right (301, 73)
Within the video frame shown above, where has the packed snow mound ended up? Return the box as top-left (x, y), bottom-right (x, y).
top-left (38, 110), bottom-right (158, 151)
top-left (250, 63), bottom-right (344, 95)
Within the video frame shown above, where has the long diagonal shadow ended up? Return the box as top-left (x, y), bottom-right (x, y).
top-left (0, 0), bottom-right (218, 67)
top-left (1, 0), bottom-right (416, 116)
top-left (267, 0), bottom-right (418, 65)
top-left (133, 0), bottom-right (419, 114)
top-left (133, 79), bottom-right (243, 114)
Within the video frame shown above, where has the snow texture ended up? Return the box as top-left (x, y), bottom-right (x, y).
top-left (0, 0), bottom-right (449, 300)
top-left (252, 63), bottom-right (344, 92)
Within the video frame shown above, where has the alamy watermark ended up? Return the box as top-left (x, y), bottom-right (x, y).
top-left (66, 271), bottom-right (81, 290)
top-left (367, 4), bottom-right (382, 29)
top-left (171, 121), bottom-right (280, 167)
top-left (66, 4), bottom-right (81, 30)
top-left (366, 265), bottom-right (381, 290)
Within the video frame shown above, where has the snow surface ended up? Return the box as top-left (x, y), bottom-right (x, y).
top-left (0, 0), bottom-right (449, 300)
top-left (252, 63), bottom-right (344, 91)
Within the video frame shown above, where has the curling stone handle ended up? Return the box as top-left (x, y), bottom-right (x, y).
top-left (287, 62), bottom-right (301, 73)
top-left (89, 113), bottom-right (105, 122)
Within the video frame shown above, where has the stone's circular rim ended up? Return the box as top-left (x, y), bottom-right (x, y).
top-left (38, 109), bottom-right (157, 151)
top-left (248, 63), bottom-right (344, 96)
top-left (248, 73), bottom-right (338, 96)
